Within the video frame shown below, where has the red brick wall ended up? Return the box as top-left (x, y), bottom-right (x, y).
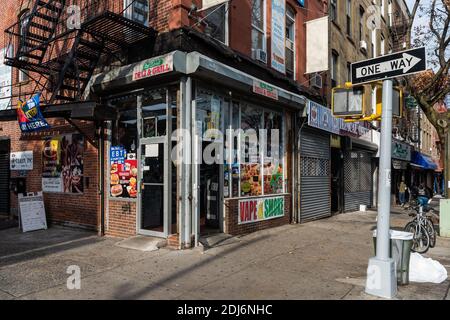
top-left (0, 118), bottom-right (100, 230)
top-left (224, 194), bottom-right (291, 236)
top-left (106, 200), bottom-right (137, 238)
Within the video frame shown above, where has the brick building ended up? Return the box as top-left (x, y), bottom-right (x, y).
top-left (0, 0), bottom-right (332, 248)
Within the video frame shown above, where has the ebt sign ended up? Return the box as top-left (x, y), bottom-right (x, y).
top-left (239, 197), bottom-right (285, 225)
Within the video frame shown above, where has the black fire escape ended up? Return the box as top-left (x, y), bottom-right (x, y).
top-left (4, 0), bottom-right (155, 105)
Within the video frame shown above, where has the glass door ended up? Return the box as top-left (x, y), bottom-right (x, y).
top-left (139, 140), bottom-right (167, 236)
top-left (137, 89), bottom-right (171, 237)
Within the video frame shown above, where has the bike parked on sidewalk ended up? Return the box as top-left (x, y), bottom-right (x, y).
top-left (404, 197), bottom-right (437, 253)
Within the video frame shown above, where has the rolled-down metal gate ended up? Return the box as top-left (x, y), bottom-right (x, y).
top-left (343, 150), bottom-right (372, 212)
top-left (299, 128), bottom-right (331, 222)
top-left (0, 139), bottom-right (10, 216)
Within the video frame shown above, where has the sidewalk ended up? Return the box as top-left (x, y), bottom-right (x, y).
top-left (0, 208), bottom-right (449, 300)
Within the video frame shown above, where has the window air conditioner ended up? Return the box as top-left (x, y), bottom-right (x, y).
top-left (255, 49), bottom-right (267, 64)
top-left (312, 73), bottom-right (323, 89)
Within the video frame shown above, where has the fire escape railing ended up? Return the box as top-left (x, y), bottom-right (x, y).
top-left (3, 0), bottom-right (154, 104)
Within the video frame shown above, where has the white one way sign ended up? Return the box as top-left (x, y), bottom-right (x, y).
top-left (351, 47), bottom-right (426, 85)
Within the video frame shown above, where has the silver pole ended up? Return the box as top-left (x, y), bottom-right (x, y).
top-left (365, 79), bottom-right (397, 299)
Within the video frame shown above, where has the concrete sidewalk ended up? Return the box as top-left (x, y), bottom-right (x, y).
top-left (0, 209), bottom-right (449, 300)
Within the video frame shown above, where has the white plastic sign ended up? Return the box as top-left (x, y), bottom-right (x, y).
top-left (18, 192), bottom-right (48, 233)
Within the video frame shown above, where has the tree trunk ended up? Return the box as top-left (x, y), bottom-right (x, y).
top-left (446, 131), bottom-right (450, 199)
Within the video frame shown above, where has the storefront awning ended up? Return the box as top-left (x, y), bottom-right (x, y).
top-left (411, 151), bottom-right (438, 170)
top-left (91, 50), bottom-right (307, 111)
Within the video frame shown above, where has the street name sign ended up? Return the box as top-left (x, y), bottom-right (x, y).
top-left (351, 47), bottom-right (426, 85)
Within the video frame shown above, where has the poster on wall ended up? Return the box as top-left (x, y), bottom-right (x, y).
top-left (110, 147), bottom-right (138, 198)
top-left (239, 196), bottom-right (285, 225)
top-left (0, 47), bottom-right (12, 111)
top-left (271, 0), bottom-right (286, 74)
top-left (42, 134), bottom-right (84, 194)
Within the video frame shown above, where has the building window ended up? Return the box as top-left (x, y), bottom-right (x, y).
top-left (331, 50), bottom-right (339, 87)
top-left (18, 10), bottom-right (30, 83)
top-left (381, 34), bottom-right (385, 56)
top-left (346, 0), bottom-right (352, 36)
top-left (371, 29), bottom-right (377, 58)
top-left (381, 0), bottom-right (385, 17)
top-left (347, 62), bottom-right (352, 82)
top-left (388, 0), bottom-right (393, 27)
top-left (285, 5), bottom-right (295, 79)
top-left (331, 0), bottom-right (337, 23)
top-left (124, 0), bottom-right (149, 26)
top-left (251, 0), bottom-right (266, 57)
top-left (204, 2), bottom-right (229, 44)
top-left (359, 7), bottom-right (365, 42)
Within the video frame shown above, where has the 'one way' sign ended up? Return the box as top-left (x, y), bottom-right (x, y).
top-left (351, 47), bottom-right (426, 85)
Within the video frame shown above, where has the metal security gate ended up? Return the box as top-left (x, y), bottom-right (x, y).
top-left (299, 128), bottom-right (331, 222)
top-left (0, 139), bottom-right (10, 216)
top-left (344, 150), bottom-right (372, 212)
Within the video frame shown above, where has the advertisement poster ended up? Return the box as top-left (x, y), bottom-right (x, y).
top-left (0, 47), bottom-right (12, 111)
top-left (110, 149), bottom-right (138, 198)
top-left (239, 196), bottom-right (285, 225)
top-left (42, 134), bottom-right (84, 194)
top-left (17, 93), bottom-right (50, 133)
top-left (271, 0), bottom-right (286, 74)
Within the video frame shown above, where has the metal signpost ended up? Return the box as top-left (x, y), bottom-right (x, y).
top-left (350, 47), bottom-right (426, 299)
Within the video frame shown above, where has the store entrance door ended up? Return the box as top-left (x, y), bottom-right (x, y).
top-left (200, 162), bottom-right (221, 232)
top-left (138, 139), bottom-right (168, 237)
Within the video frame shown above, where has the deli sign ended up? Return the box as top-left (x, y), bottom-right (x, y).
top-left (133, 54), bottom-right (174, 81)
top-left (239, 196), bottom-right (284, 225)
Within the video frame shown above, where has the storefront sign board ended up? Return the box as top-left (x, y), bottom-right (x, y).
top-left (252, 80), bottom-right (279, 100)
top-left (271, 0), bottom-right (286, 74)
top-left (239, 196), bottom-right (284, 225)
top-left (392, 139), bottom-right (411, 161)
top-left (18, 192), bottom-right (47, 233)
top-left (132, 54), bottom-right (174, 81)
top-left (10, 151), bottom-right (33, 170)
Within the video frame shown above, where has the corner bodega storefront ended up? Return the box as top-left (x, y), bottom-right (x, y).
top-left (95, 51), bottom-right (298, 247)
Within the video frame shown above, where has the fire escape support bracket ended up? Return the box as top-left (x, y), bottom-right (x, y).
top-left (64, 116), bottom-right (98, 149)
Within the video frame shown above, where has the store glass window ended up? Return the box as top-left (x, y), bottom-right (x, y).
top-left (240, 104), bottom-right (262, 197)
top-left (263, 111), bottom-right (283, 194)
top-left (196, 90), bottom-right (223, 141)
top-left (142, 89), bottom-right (167, 138)
top-left (110, 95), bottom-right (138, 199)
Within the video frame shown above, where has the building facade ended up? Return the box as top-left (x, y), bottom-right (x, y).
top-left (0, 0), bottom-right (332, 248)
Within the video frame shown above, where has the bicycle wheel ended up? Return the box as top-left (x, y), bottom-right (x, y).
top-left (405, 221), bottom-right (430, 254)
top-left (424, 218), bottom-right (437, 248)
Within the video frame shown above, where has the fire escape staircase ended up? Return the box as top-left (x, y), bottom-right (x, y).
top-left (5, 0), bottom-right (156, 105)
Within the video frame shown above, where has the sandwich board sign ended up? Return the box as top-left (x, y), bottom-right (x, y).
top-left (351, 47), bottom-right (426, 85)
top-left (18, 192), bottom-right (47, 233)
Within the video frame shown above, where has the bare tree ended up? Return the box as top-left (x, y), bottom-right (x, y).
top-left (404, 0), bottom-right (450, 195)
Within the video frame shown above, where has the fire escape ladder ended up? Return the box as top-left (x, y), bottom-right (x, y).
top-left (49, 31), bottom-right (105, 104)
top-left (18, 0), bottom-right (65, 65)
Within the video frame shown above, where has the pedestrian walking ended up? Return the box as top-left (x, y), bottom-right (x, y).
top-left (398, 179), bottom-right (407, 206)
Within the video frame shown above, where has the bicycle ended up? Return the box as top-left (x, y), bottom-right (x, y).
top-left (404, 197), bottom-right (436, 253)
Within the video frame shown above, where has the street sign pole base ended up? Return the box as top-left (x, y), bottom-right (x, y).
top-left (365, 257), bottom-right (397, 299)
